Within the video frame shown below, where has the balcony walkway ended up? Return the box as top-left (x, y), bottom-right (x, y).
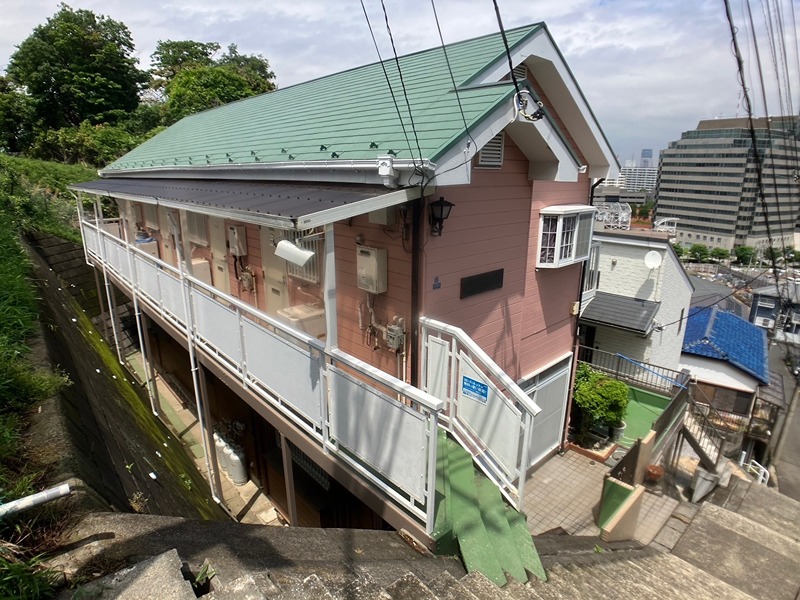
top-left (126, 351), bottom-right (281, 526)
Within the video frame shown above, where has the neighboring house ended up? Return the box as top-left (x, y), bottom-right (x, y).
top-left (69, 23), bottom-right (617, 545)
top-left (689, 275), bottom-right (748, 319)
top-left (680, 307), bottom-right (777, 462)
top-left (750, 282), bottom-right (800, 344)
top-left (579, 229), bottom-right (693, 372)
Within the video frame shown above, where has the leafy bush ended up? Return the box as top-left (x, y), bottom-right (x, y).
top-left (573, 365), bottom-right (630, 438)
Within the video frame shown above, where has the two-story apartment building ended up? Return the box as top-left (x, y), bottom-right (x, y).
top-left (71, 23), bottom-right (617, 545)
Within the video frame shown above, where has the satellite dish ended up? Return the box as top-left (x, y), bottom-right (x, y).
top-left (644, 250), bottom-right (663, 269)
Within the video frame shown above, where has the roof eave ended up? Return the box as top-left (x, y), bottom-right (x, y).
top-left (466, 25), bottom-right (618, 179)
top-left (100, 158), bottom-right (436, 188)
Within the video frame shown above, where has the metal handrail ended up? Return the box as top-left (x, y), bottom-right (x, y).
top-left (419, 316), bottom-right (541, 509)
top-left (577, 346), bottom-right (684, 393)
top-left (82, 220), bottom-right (442, 531)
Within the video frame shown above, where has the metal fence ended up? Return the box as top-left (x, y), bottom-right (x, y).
top-left (83, 219), bottom-right (443, 532)
top-left (577, 346), bottom-right (684, 395)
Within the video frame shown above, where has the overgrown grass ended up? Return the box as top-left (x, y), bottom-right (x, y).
top-left (0, 207), bottom-right (72, 597)
top-left (0, 155), bottom-right (97, 243)
top-left (0, 549), bottom-right (59, 600)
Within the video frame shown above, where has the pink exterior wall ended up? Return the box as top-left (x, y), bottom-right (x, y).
top-left (334, 215), bottom-right (412, 380)
top-left (422, 137), bottom-right (589, 381)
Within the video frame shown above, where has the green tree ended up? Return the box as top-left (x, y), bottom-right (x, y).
top-left (0, 78), bottom-right (35, 153)
top-left (689, 244), bottom-right (710, 262)
top-left (28, 121), bottom-right (139, 166)
top-left (734, 245), bottom-right (755, 265)
top-left (710, 247), bottom-right (729, 262)
top-left (217, 44), bottom-right (276, 94)
top-left (150, 40), bottom-right (220, 89)
top-left (764, 246), bottom-right (781, 263)
top-left (164, 66), bottom-right (254, 123)
top-left (671, 243), bottom-right (685, 258)
top-left (6, 4), bottom-right (147, 129)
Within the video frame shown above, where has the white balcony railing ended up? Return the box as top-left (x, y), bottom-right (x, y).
top-left (81, 220), bottom-right (443, 533)
top-left (420, 318), bottom-right (542, 510)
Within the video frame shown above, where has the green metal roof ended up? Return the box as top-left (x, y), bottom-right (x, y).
top-left (103, 24), bottom-right (544, 174)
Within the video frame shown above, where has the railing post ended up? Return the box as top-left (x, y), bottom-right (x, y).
top-left (236, 305), bottom-right (247, 387)
top-left (516, 412), bottom-right (533, 511)
top-left (425, 410), bottom-right (439, 535)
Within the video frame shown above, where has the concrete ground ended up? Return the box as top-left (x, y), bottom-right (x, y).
top-left (770, 342), bottom-right (800, 501)
top-left (523, 450), bottom-right (677, 542)
top-left (125, 351), bottom-right (280, 526)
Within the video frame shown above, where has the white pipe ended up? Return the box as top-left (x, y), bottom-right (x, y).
top-left (94, 199), bottom-right (124, 364)
top-left (0, 484), bottom-right (71, 518)
top-left (120, 208), bottom-right (159, 416)
top-left (167, 213), bottom-right (222, 505)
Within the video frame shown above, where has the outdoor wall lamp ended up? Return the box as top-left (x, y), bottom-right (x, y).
top-left (429, 197), bottom-right (455, 237)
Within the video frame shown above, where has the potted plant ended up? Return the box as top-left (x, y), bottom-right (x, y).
top-left (572, 364), bottom-right (629, 447)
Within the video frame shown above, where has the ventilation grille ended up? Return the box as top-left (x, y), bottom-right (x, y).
top-left (512, 64), bottom-right (528, 81)
top-left (286, 230), bottom-right (321, 284)
top-left (477, 132), bottom-right (504, 168)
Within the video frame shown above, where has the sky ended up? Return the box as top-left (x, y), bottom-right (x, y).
top-left (1, 0), bottom-right (797, 164)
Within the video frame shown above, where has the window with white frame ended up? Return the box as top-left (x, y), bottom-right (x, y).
top-left (185, 211), bottom-right (208, 245)
top-left (537, 205), bottom-right (595, 268)
top-left (582, 242), bottom-right (600, 294)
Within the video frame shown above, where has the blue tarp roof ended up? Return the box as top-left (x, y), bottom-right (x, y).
top-left (682, 306), bottom-right (769, 385)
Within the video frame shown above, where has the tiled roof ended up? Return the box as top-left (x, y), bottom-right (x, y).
top-left (103, 25), bottom-right (544, 173)
top-left (580, 291), bottom-right (660, 334)
top-left (682, 306), bottom-right (769, 384)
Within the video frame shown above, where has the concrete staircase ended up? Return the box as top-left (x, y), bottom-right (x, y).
top-left (52, 469), bottom-right (800, 599)
top-left (55, 512), bottom-right (764, 599)
top-left (682, 401), bottom-right (723, 472)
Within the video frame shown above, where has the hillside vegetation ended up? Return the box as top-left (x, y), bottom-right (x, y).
top-left (0, 156), bottom-right (92, 597)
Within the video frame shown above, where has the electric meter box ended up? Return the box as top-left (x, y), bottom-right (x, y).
top-left (227, 225), bottom-right (247, 256)
top-left (356, 246), bottom-right (388, 294)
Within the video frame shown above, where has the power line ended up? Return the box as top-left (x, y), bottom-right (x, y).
top-left (429, 0), bottom-right (477, 156)
top-left (379, 0), bottom-right (425, 173)
top-left (359, 0), bottom-right (416, 166)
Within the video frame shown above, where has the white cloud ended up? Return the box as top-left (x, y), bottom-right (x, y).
top-left (0, 0), bottom-right (795, 162)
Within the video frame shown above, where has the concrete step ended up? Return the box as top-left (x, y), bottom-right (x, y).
top-left (456, 571), bottom-right (512, 600)
top-left (732, 479), bottom-right (800, 541)
top-left (673, 502), bottom-right (800, 600)
top-left (385, 572), bottom-right (436, 600)
top-left (58, 549), bottom-right (196, 600)
top-left (426, 571), bottom-right (479, 600)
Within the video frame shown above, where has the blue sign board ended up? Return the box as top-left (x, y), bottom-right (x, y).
top-left (462, 376), bottom-right (489, 404)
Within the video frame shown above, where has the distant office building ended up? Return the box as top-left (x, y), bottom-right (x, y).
top-left (621, 166), bottom-right (658, 192)
top-left (641, 148), bottom-right (654, 168)
top-left (599, 166), bottom-right (658, 192)
top-left (655, 117), bottom-right (800, 251)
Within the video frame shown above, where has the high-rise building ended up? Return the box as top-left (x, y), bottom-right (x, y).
top-left (640, 148), bottom-right (654, 168)
top-left (655, 117), bottom-right (800, 250)
top-left (599, 165), bottom-right (658, 192)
